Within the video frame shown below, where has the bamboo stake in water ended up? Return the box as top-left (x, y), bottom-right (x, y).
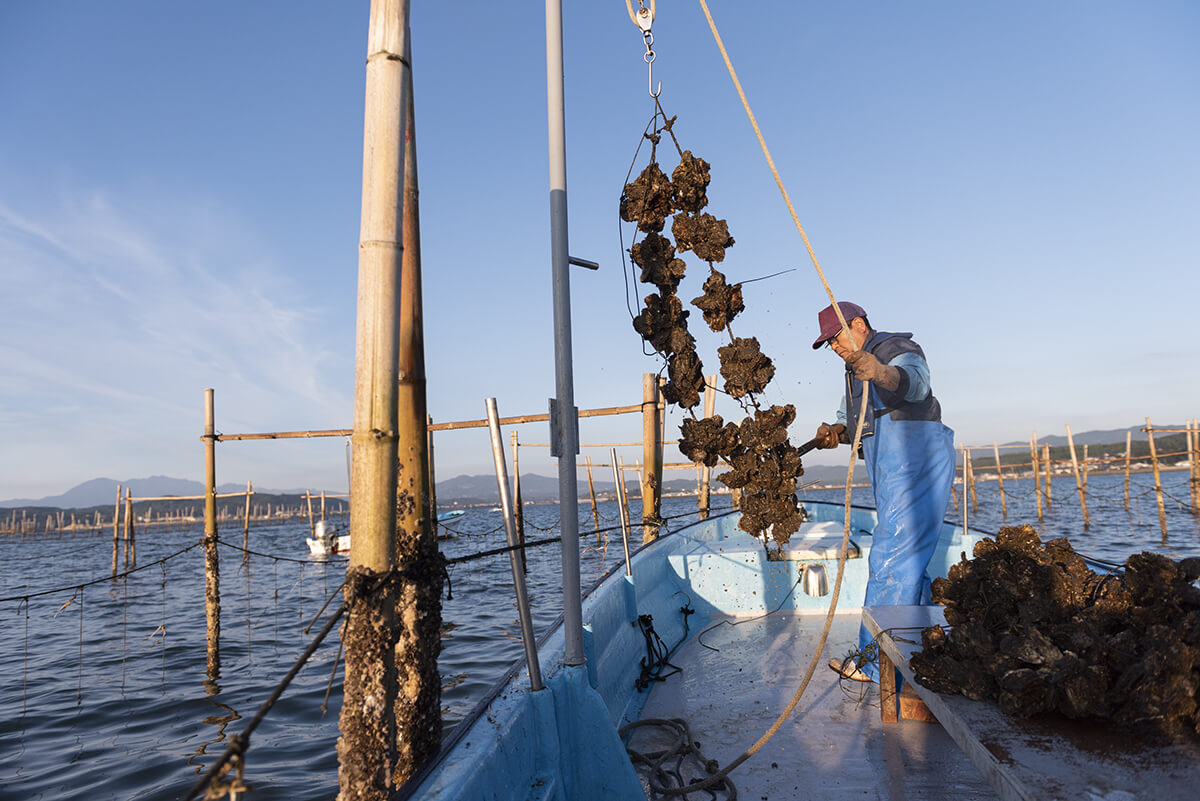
top-left (641, 373), bottom-right (662, 542)
top-left (612, 448), bottom-right (632, 576)
top-left (1043, 444), bottom-right (1053, 506)
top-left (305, 490), bottom-right (315, 540)
top-left (1146, 417), bottom-right (1167, 539)
top-left (1082, 444), bottom-right (1090, 493)
top-left (1065, 425), bottom-right (1090, 529)
top-left (124, 489), bottom-right (133, 567)
top-left (584, 455), bottom-right (599, 534)
top-left (1124, 430), bottom-right (1132, 511)
top-left (617, 454), bottom-right (632, 537)
top-left (427, 415), bottom-right (438, 522)
top-left (950, 448), bottom-right (959, 512)
top-left (128, 491), bottom-right (137, 566)
top-left (993, 441), bottom-right (1007, 520)
top-left (967, 449), bottom-right (978, 514)
top-left (1185, 419), bottom-right (1195, 513)
top-left (242, 481), bottom-right (252, 562)
top-left (112, 484), bottom-right (121, 576)
top-left (961, 447), bottom-right (968, 536)
top-left (203, 388), bottom-right (221, 679)
top-left (1030, 434), bottom-right (1042, 521)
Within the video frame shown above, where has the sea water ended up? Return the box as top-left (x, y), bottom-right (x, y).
top-left (0, 471), bottom-right (1196, 800)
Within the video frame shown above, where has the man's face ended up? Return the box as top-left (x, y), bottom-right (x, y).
top-left (827, 317), bottom-right (867, 360)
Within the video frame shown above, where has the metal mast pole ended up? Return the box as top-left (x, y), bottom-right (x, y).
top-left (545, 0), bottom-right (584, 666)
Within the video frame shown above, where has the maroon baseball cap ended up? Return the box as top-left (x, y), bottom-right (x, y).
top-left (812, 301), bottom-right (866, 349)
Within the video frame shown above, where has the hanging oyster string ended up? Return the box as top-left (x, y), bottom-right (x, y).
top-left (621, 104), bottom-right (806, 547)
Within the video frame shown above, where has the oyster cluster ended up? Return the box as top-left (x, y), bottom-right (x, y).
top-left (623, 140), bottom-right (805, 547)
top-left (913, 525), bottom-right (1200, 735)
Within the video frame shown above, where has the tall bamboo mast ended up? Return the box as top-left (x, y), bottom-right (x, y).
top-left (339, 0), bottom-right (411, 796)
top-left (391, 33), bottom-right (442, 784)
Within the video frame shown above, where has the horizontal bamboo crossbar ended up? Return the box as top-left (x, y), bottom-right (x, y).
top-left (427, 403), bottom-right (643, 432)
top-left (212, 403), bottom-right (646, 441)
top-left (132, 491), bottom-right (253, 502)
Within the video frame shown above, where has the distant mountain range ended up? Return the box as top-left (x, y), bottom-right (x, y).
top-left (0, 475), bottom-right (319, 510)
top-left (1, 424), bottom-right (1184, 510)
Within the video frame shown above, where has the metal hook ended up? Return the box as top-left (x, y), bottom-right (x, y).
top-left (643, 30), bottom-right (661, 98)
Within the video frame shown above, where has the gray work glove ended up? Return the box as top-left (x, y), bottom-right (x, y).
top-left (844, 350), bottom-right (901, 391)
top-left (815, 422), bottom-right (846, 450)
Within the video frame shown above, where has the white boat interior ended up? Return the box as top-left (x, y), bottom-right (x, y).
top-left (632, 610), bottom-right (996, 800)
top-left (403, 501), bottom-right (1006, 800)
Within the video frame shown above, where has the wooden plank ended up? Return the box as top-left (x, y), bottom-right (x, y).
top-left (865, 605), bottom-right (1200, 801)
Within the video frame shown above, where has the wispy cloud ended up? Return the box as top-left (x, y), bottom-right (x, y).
top-left (0, 182), bottom-right (354, 497)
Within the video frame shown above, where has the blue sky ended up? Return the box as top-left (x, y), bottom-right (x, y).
top-left (1, 2), bottom-right (1197, 500)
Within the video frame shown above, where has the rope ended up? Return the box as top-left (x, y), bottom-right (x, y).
top-left (212, 535), bottom-right (347, 565)
top-left (627, 4), bottom-right (872, 792)
top-left (0, 539), bottom-right (204, 603)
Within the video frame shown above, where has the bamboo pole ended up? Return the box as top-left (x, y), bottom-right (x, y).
top-left (321, 489), bottom-right (327, 522)
top-left (427, 415), bottom-right (438, 522)
top-left (392, 23), bottom-right (441, 786)
top-left (617, 454), bottom-right (632, 530)
top-left (1082, 444), bottom-right (1090, 493)
top-left (640, 373), bottom-right (662, 542)
top-left (123, 489), bottom-right (132, 567)
top-left (698, 373), bottom-right (716, 520)
top-left (203, 389), bottom-right (221, 679)
top-left (128, 490), bottom-right (136, 566)
top-left (242, 482), bottom-right (252, 561)
top-left (993, 440), bottom-right (1007, 520)
top-left (1030, 434), bottom-right (1042, 521)
top-left (967, 449), bottom-right (978, 514)
top-left (584, 455), bottom-right (599, 534)
top-left (340, 0), bottom-right (409, 789)
top-left (112, 484), bottom-right (121, 576)
top-left (1065, 425), bottom-right (1090, 529)
top-left (305, 490), bottom-right (316, 540)
top-left (961, 447), bottom-right (968, 535)
top-left (1043, 444), bottom-right (1052, 506)
top-left (1146, 417), bottom-right (1167, 538)
top-left (1189, 419), bottom-right (1198, 512)
top-left (1124, 431), bottom-right (1132, 511)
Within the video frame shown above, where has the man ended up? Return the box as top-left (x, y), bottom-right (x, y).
top-left (811, 301), bottom-right (955, 683)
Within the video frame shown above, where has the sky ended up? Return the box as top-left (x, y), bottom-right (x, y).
top-left (1, 2), bottom-right (1197, 501)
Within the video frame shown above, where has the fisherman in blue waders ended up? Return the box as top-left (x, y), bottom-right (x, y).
top-left (810, 301), bottom-right (955, 683)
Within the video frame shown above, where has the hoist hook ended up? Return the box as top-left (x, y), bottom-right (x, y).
top-left (628, 1), bottom-right (661, 98)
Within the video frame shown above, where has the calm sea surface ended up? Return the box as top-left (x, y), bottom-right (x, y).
top-left (1, 471), bottom-right (1196, 800)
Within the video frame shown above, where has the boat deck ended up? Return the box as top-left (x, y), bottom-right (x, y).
top-left (632, 610), bottom-right (998, 800)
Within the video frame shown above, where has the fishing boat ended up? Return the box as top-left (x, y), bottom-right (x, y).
top-left (397, 500), bottom-right (1001, 800)
top-left (307, 510), bottom-right (467, 555)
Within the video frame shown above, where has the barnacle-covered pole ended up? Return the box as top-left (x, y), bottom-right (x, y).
top-left (392, 43), bottom-right (443, 784)
top-left (202, 389), bottom-right (220, 679)
top-left (340, 0), bottom-right (410, 797)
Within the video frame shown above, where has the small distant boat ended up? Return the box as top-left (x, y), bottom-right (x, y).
top-left (307, 510), bottom-right (466, 556)
top-left (306, 519), bottom-right (349, 557)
